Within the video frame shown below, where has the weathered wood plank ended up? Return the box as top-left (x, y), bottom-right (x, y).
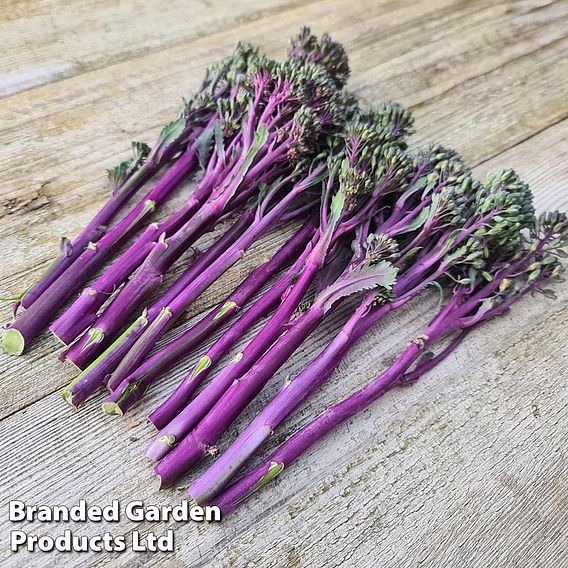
top-left (409, 36), bottom-right (568, 163)
top-left (0, 0), bottom-right (309, 97)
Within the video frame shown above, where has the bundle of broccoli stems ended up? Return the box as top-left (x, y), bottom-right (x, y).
top-left (3, 29), bottom-right (566, 515)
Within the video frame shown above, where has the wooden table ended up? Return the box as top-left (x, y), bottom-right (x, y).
top-left (1, 1), bottom-right (567, 566)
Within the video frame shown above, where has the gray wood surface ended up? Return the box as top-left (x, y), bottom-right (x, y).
top-left (0, 1), bottom-right (567, 566)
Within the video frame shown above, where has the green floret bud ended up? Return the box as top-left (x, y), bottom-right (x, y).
top-left (216, 95), bottom-right (249, 137)
top-left (288, 106), bottom-right (323, 161)
top-left (360, 102), bottom-right (415, 142)
top-left (374, 145), bottom-right (413, 185)
top-left (413, 145), bottom-right (469, 179)
top-left (203, 42), bottom-right (262, 97)
top-left (339, 164), bottom-right (376, 209)
top-left (483, 169), bottom-right (535, 231)
top-left (364, 233), bottom-right (399, 263)
top-left (182, 91), bottom-right (216, 119)
top-left (438, 176), bottom-right (482, 223)
top-left (342, 120), bottom-right (394, 168)
top-left (288, 26), bottom-right (350, 88)
top-left (485, 211), bottom-right (568, 305)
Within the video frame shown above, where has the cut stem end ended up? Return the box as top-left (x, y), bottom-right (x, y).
top-left (102, 402), bottom-right (123, 416)
top-left (62, 388), bottom-right (76, 408)
top-left (2, 328), bottom-right (25, 355)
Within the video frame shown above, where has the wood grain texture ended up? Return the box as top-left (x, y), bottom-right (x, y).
top-left (0, 0), bottom-right (567, 566)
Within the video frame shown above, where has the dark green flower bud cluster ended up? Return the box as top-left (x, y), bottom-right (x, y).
top-left (182, 92), bottom-right (217, 121)
top-left (282, 63), bottom-right (352, 160)
top-left (364, 233), bottom-right (399, 264)
top-left (413, 145), bottom-right (465, 173)
top-left (438, 171), bottom-right (536, 287)
top-left (420, 150), bottom-right (470, 195)
top-left (442, 238), bottom-right (490, 285)
top-left (288, 107), bottom-right (323, 161)
top-left (216, 96), bottom-right (249, 138)
top-left (202, 42), bottom-right (261, 97)
top-left (288, 26), bottom-right (350, 88)
top-left (467, 211), bottom-right (568, 310)
top-left (471, 170), bottom-right (535, 256)
top-left (181, 42), bottom-right (262, 122)
top-left (339, 161), bottom-right (377, 208)
top-left (360, 102), bottom-right (415, 144)
top-left (482, 169), bottom-right (535, 228)
top-left (374, 145), bottom-right (413, 187)
top-left (334, 111), bottom-right (414, 211)
top-left (437, 176), bottom-right (482, 226)
top-left (524, 211), bottom-right (568, 284)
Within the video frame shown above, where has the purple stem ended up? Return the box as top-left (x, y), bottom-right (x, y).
top-left (153, 287), bottom-right (328, 487)
top-left (65, 132), bottom-right (285, 365)
top-left (62, 198), bottom-right (230, 368)
top-left (146, 237), bottom-right (318, 459)
top-left (51, 173), bottom-right (217, 349)
top-left (5, 145), bottom-right (200, 355)
top-left (101, 166), bottom-right (326, 400)
top-left (97, 219), bottom-right (315, 419)
top-left (189, 254), bottom-right (459, 499)
top-left (147, 220), bottom-right (317, 433)
top-left (21, 162), bottom-right (159, 310)
top-left (108, 220), bottom-right (322, 421)
top-left (62, 209), bottom-right (252, 407)
top-left (51, 123), bottom-right (232, 350)
top-left (188, 297), bottom-right (369, 502)
top-left (210, 317), bottom-right (449, 515)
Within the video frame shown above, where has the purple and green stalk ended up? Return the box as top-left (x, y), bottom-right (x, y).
top-left (21, 112), bottom-right (206, 313)
top-left (53, 121), bottom-right (259, 356)
top-left (146, 227), bottom-right (319, 439)
top-left (188, 294), bottom-right (373, 501)
top-left (92, 218), bottom-right (315, 417)
top-left (101, 164), bottom-right (327, 410)
top-left (19, 142), bottom-right (155, 311)
top-left (210, 328), bottom-right (435, 514)
top-left (147, 111), bottom-right (414, 472)
top-left (187, 257), bottom-right (431, 500)
top-left (154, 258), bottom-right (396, 486)
top-left (112, 205), bottom-right (329, 421)
top-left (186, 165), bottom-right (537, 498)
top-left (2, 144), bottom-right (203, 357)
top-left (61, 208), bottom-right (253, 407)
top-left (66, 165), bottom-right (325, 407)
top-left (64, 124), bottom-right (275, 366)
top-left (5, 41), bottom-right (264, 353)
top-left (191, 253), bottom-right (453, 497)
top-left (70, 38), bottom-right (355, 367)
top-left (208, 211), bottom-right (567, 513)
top-left (51, 121), bottom-right (227, 352)
top-left (60, 162), bottom-right (263, 368)
top-left (60, 183), bottom-right (250, 369)
top-left (145, 236), bottom-right (319, 461)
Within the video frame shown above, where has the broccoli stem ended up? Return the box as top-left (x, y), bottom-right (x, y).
top-left (21, 162), bottom-right (159, 310)
top-left (61, 208), bottom-right (253, 407)
top-left (5, 144), bottom-right (200, 355)
top-left (98, 218), bottom-right (316, 419)
top-left (154, 301), bottom-right (328, 487)
top-left (146, 227), bottom-right (319, 453)
top-left (101, 166), bottom-right (326, 396)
